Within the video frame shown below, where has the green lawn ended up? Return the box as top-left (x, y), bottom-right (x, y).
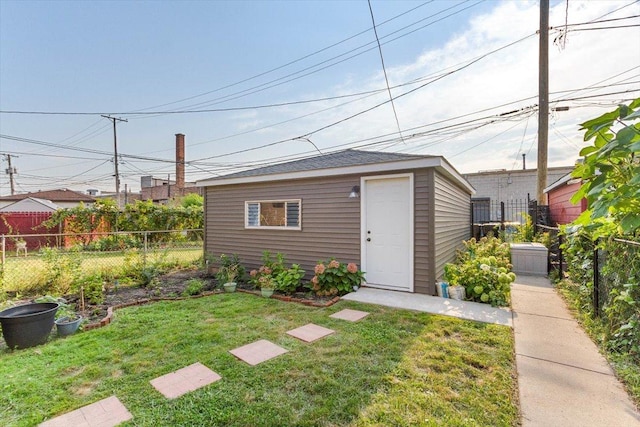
top-left (0, 294), bottom-right (518, 426)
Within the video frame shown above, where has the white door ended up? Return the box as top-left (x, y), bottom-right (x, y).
top-left (363, 175), bottom-right (413, 291)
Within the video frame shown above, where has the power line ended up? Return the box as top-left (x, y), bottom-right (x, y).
top-left (127, 1), bottom-right (437, 113)
top-left (368, 0), bottom-right (404, 142)
top-left (127, 1), bottom-right (481, 117)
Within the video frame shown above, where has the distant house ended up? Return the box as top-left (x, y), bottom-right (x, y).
top-left (197, 149), bottom-right (474, 295)
top-left (463, 166), bottom-right (574, 223)
top-left (544, 173), bottom-right (586, 225)
top-left (0, 197), bottom-right (60, 213)
top-left (0, 188), bottom-right (95, 210)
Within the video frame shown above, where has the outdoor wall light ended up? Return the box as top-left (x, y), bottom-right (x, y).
top-left (349, 185), bottom-right (360, 198)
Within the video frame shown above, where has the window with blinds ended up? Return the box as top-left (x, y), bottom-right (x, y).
top-left (245, 200), bottom-right (301, 229)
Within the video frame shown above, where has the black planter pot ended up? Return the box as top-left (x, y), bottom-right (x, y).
top-left (0, 303), bottom-right (59, 349)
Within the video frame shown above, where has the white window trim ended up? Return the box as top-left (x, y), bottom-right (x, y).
top-left (245, 199), bottom-right (302, 230)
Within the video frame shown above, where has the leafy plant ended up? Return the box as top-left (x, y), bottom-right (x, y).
top-left (41, 247), bottom-right (83, 295)
top-left (275, 264), bottom-right (305, 294)
top-left (80, 274), bottom-right (105, 305)
top-left (310, 259), bottom-right (365, 297)
top-left (215, 253), bottom-right (245, 284)
top-left (444, 236), bottom-right (514, 307)
top-left (34, 295), bottom-right (78, 321)
top-left (182, 278), bottom-right (205, 296)
top-left (571, 98), bottom-right (640, 235)
top-left (248, 251), bottom-right (286, 289)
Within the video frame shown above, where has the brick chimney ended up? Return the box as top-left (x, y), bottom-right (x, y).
top-left (175, 133), bottom-right (185, 190)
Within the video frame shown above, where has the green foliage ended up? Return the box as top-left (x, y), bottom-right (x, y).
top-left (34, 295), bottom-right (77, 320)
top-left (43, 198), bottom-right (204, 239)
top-left (560, 223), bottom-right (640, 361)
top-left (310, 259), bottom-right (365, 297)
top-left (571, 98), bottom-right (640, 235)
top-left (511, 213), bottom-right (535, 242)
top-left (444, 236), bottom-right (514, 307)
top-left (215, 254), bottom-right (245, 284)
top-left (180, 193), bottom-right (204, 208)
top-left (80, 274), bottom-right (105, 305)
top-left (84, 234), bottom-right (142, 251)
top-left (274, 264), bottom-right (305, 294)
top-left (248, 251), bottom-right (287, 289)
top-left (41, 247), bottom-right (83, 295)
top-left (182, 278), bottom-right (205, 296)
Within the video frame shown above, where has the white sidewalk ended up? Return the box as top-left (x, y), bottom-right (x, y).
top-left (341, 286), bottom-right (512, 325)
top-left (512, 275), bottom-right (640, 426)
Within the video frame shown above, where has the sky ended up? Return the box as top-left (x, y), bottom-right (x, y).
top-left (0, 0), bottom-right (639, 196)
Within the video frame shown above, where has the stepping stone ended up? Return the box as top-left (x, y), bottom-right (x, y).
top-left (150, 362), bottom-right (221, 399)
top-left (229, 339), bottom-right (288, 366)
top-left (39, 395), bottom-right (132, 427)
top-left (286, 323), bottom-right (335, 342)
top-left (330, 308), bottom-right (369, 322)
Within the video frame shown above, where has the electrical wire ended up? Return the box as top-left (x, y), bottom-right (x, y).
top-left (368, 0), bottom-right (404, 142)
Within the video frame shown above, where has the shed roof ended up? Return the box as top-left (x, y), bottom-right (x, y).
top-left (0, 188), bottom-right (95, 203)
top-left (544, 173), bottom-right (582, 194)
top-left (0, 197), bottom-right (60, 213)
top-left (197, 149), bottom-right (474, 194)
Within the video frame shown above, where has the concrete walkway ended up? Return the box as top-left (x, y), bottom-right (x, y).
top-left (511, 275), bottom-right (639, 426)
top-left (342, 286), bottom-right (512, 326)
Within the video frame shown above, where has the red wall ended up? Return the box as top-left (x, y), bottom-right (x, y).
top-left (548, 182), bottom-right (587, 225)
top-left (0, 212), bottom-right (57, 251)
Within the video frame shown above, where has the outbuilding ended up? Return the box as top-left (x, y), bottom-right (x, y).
top-left (197, 149), bottom-right (474, 295)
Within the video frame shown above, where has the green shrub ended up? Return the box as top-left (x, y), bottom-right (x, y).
top-left (248, 251), bottom-right (286, 289)
top-left (41, 247), bottom-right (83, 295)
top-left (444, 236), bottom-right (514, 307)
top-left (310, 259), bottom-right (365, 297)
top-left (182, 278), bottom-right (204, 296)
top-left (84, 234), bottom-right (142, 251)
top-left (275, 264), bottom-right (305, 294)
top-left (78, 274), bottom-right (105, 305)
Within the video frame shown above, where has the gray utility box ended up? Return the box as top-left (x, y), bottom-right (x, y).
top-left (510, 243), bottom-right (548, 276)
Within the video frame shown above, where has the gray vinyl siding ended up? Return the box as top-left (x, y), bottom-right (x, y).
top-left (433, 171), bottom-right (471, 281)
top-left (414, 169), bottom-right (434, 294)
top-left (205, 175), bottom-right (361, 276)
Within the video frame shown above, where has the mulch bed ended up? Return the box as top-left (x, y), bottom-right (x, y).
top-left (78, 269), bottom-right (341, 330)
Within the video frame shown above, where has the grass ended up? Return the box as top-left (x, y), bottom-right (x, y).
top-left (0, 294), bottom-right (518, 426)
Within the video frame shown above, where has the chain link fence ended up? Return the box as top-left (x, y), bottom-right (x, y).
top-left (1, 229), bottom-right (204, 295)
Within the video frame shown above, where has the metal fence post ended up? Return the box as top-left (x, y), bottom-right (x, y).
top-left (143, 231), bottom-right (148, 267)
top-left (558, 233), bottom-right (563, 278)
top-left (593, 238), bottom-right (600, 318)
top-left (500, 202), bottom-right (505, 231)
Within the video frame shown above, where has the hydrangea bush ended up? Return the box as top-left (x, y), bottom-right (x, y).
top-left (444, 236), bottom-right (514, 307)
top-left (310, 259), bottom-right (365, 297)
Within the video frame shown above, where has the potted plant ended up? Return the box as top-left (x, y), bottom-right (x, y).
top-left (259, 275), bottom-right (275, 298)
top-left (220, 264), bottom-right (239, 293)
top-left (35, 296), bottom-right (82, 337)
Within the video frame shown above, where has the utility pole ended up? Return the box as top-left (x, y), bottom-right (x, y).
top-left (3, 154), bottom-right (17, 195)
top-left (102, 115), bottom-right (128, 208)
top-left (537, 0), bottom-right (549, 204)
top-left (522, 153), bottom-right (526, 170)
